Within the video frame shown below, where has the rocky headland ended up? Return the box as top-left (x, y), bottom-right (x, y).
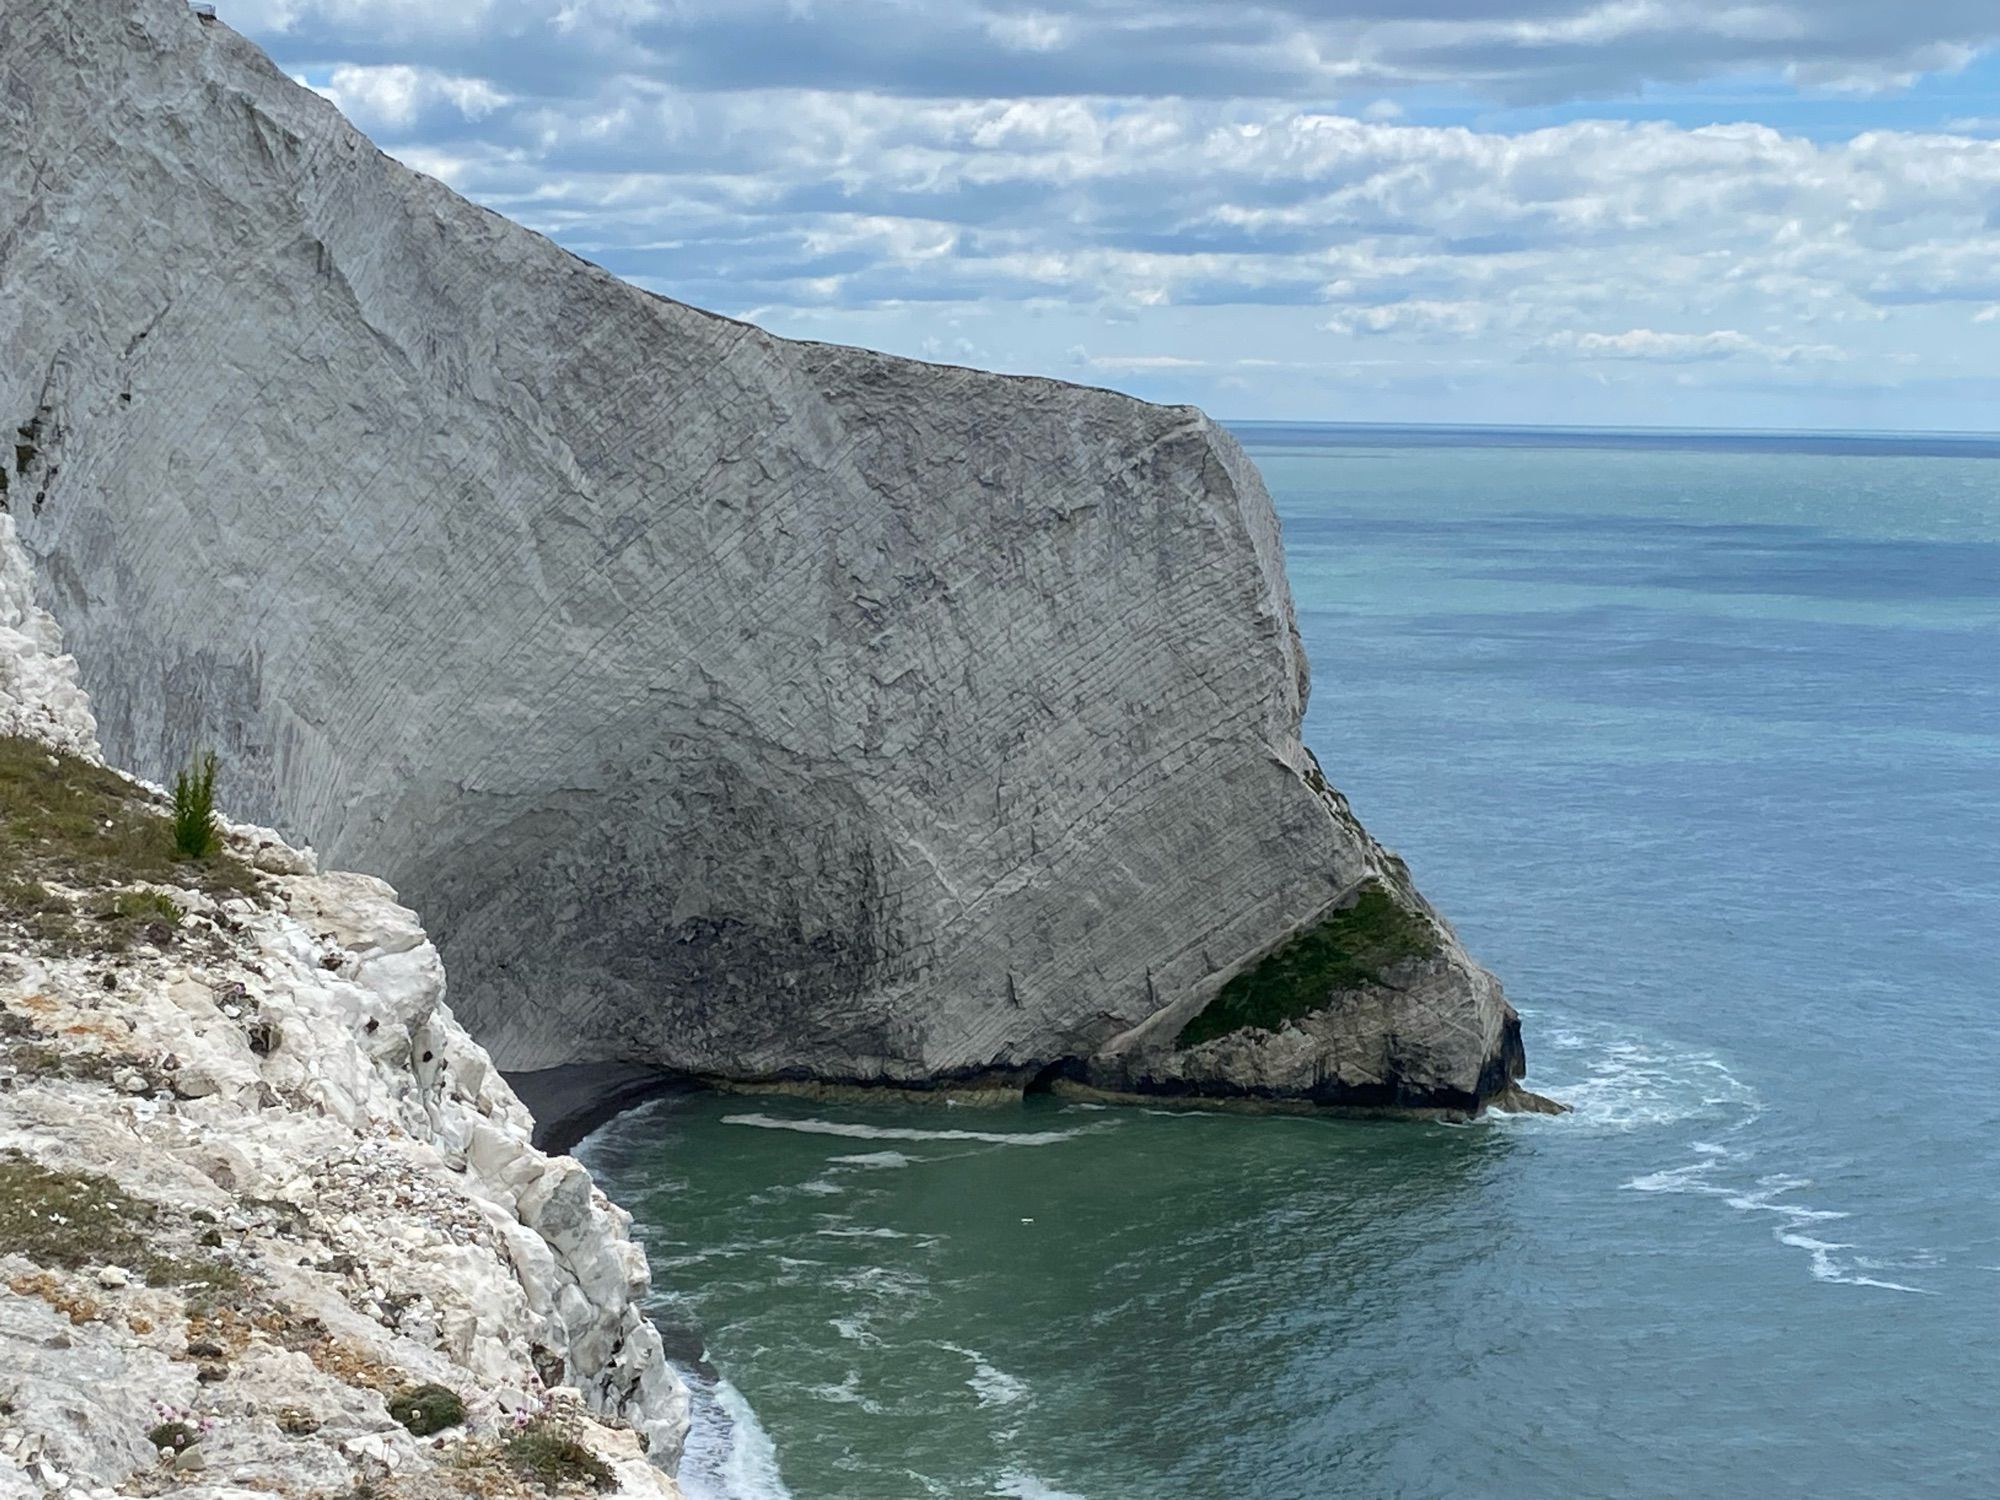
top-left (1, 515), bottom-right (687, 1496)
top-left (1, 0), bottom-right (1531, 1119)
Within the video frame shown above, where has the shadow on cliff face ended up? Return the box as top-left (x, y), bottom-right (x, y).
top-left (384, 760), bottom-right (924, 1077)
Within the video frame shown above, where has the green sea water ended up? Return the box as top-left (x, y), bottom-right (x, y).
top-left (583, 426), bottom-right (2000, 1500)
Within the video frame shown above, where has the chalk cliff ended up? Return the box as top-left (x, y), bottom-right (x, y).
top-left (1, 513), bottom-right (688, 1495)
top-left (0, 0), bottom-right (1525, 1113)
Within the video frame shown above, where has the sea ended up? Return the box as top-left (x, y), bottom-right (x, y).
top-left (580, 424), bottom-right (2000, 1500)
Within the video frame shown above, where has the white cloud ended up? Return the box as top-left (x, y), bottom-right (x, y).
top-left (1324, 301), bottom-right (1495, 339)
top-left (314, 63), bottom-right (510, 131)
top-left (235, 2), bottom-right (2000, 424)
top-left (985, 11), bottom-right (1069, 52)
top-left (1542, 328), bottom-right (1849, 363)
top-left (1076, 352), bottom-right (1208, 371)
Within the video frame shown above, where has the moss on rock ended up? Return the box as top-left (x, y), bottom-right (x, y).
top-left (1176, 880), bottom-right (1438, 1049)
top-left (389, 1382), bottom-right (465, 1436)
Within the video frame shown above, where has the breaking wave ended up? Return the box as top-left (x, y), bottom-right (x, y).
top-left (676, 1373), bottom-right (795, 1500)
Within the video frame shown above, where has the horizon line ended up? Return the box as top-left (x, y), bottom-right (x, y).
top-left (1219, 418), bottom-right (2000, 441)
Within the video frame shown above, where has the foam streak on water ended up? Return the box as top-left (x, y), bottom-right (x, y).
top-left (1624, 1149), bottom-right (1934, 1294)
top-left (721, 1113), bottom-right (1094, 1147)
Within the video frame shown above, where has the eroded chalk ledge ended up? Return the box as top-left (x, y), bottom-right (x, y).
top-left (509, 1002), bottom-right (1562, 1153)
top-left (512, 875), bottom-right (1558, 1143)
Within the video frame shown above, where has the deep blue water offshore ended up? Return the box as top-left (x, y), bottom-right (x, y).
top-left (584, 425), bottom-right (2000, 1500)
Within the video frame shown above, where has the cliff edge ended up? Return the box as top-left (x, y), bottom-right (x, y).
top-left (0, 0), bottom-right (1526, 1113)
top-left (1, 515), bottom-right (688, 1495)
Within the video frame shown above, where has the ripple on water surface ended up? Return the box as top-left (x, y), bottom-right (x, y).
top-left (581, 1001), bottom-right (1980, 1499)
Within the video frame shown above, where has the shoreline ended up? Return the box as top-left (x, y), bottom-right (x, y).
top-left (510, 1062), bottom-right (1570, 1158)
top-left (506, 1062), bottom-right (687, 1155)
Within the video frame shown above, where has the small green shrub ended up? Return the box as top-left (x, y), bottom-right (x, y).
top-left (389, 1382), bottom-right (465, 1436)
top-left (148, 1420), bottom-right (197, 1452)
top-left (505, 1417), bottom-right (615, 1491)
top-left (171, 751), bottom-right (220, 861)
top-left (1176, 881), bottom-right (1439, 1049)
top-left (106, 889), bottom-right (184, 925)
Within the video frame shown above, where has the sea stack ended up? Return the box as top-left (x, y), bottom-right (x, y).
top-left (0, 0), bottom-right (1525, 1114)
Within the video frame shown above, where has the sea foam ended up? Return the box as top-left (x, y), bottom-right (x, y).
top-left (676, 1373), bottom-right (796, 1500)
top-left (1625, 1147), bottom-right (1933, 1294)
top-left (722, 1113), bottom-right (1092, 1146)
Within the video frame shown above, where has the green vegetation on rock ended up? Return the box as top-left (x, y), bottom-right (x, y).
top-left (504, 1417), bottom-right (616, 1491)
top-left (0, 1150), bottom-right (241, 1299)
top-left (1176, 880), bottom-right (1438, 1049)
top-left (171, 750), bottom-right (221, 861)
top-left (148, 1421), bottom-right (197, 1453)
top-left (389, 1383), bottom-right (465, 1436)
top-left (0, 736), bottom-right (254, 951)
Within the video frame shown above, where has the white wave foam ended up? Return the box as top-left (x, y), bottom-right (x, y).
top-left (722, 1113), bottom-right (1090, 1147)
top-left (1488, 1015), bottom-right (1761, 1133)
top-left (827, 1150), bottom-right (917, 1168)
top-left (806, 1369), bottom-right (886, 1412)
top-left (816, 1226), bottom-right (912, 1240)
top-left (829, 1313), bottom-right (881, 1346)
top-left (938, 1342), bottom-right (1030, 1409)
top-left (676, 1375), bottom-right (795, 1500)
top-left (827, 1264), bottom-right (932, 1301)
top-left (992, 1471), bottom-right (1086, 1500)
top-left (1624, 1147), bottom-right (1932, 1294)
top-left (1777, 1232), bottom-right (1929, 1294)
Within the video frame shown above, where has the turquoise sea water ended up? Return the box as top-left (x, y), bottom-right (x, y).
top-left (583, 427), bottom-right (2000, 1500)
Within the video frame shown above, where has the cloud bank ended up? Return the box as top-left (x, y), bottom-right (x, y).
top-left (233, 0), bottom-right (2000, 425)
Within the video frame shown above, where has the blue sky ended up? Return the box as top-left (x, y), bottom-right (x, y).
top-left (231, 0), bottom-right (2000, 430)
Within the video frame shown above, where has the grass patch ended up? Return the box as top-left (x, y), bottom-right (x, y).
top-left (0, 1150), bottom-right (162, 1271)
top-left (0, 883), bottom-right (187, 956)
top-left (106, 888), bottom-right (184, 925)
top-left (0, 1150), bottom-right (240, 1299)
top-left (0, 878), bottom-right (66, 914)
top-left (1176, 881), bottom-right (1439, 1049)
top-left (504, 1419), bottom-right (615, 1491)
top-left (0, 736), bottom-right (255, 900)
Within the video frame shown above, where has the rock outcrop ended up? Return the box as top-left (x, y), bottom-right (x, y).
top-left (0, 0), bottom-right (1525, 1113)
top-left (0, 516), bottom-right (688, 1496)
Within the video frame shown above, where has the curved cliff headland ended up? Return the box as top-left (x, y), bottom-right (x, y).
top-left (2, 515), bottom-right (687, 1493)
top-left (0, 0), bottom-right (1528, 1115)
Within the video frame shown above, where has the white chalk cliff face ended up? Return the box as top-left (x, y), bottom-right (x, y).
top-left (0, 0), bottom-right (1525, 1110)
top-left (0, 514), bottom-right (688, 1494)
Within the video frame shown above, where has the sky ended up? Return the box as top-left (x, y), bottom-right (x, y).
top-left (226, 0), bottom-right (2000, 430)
